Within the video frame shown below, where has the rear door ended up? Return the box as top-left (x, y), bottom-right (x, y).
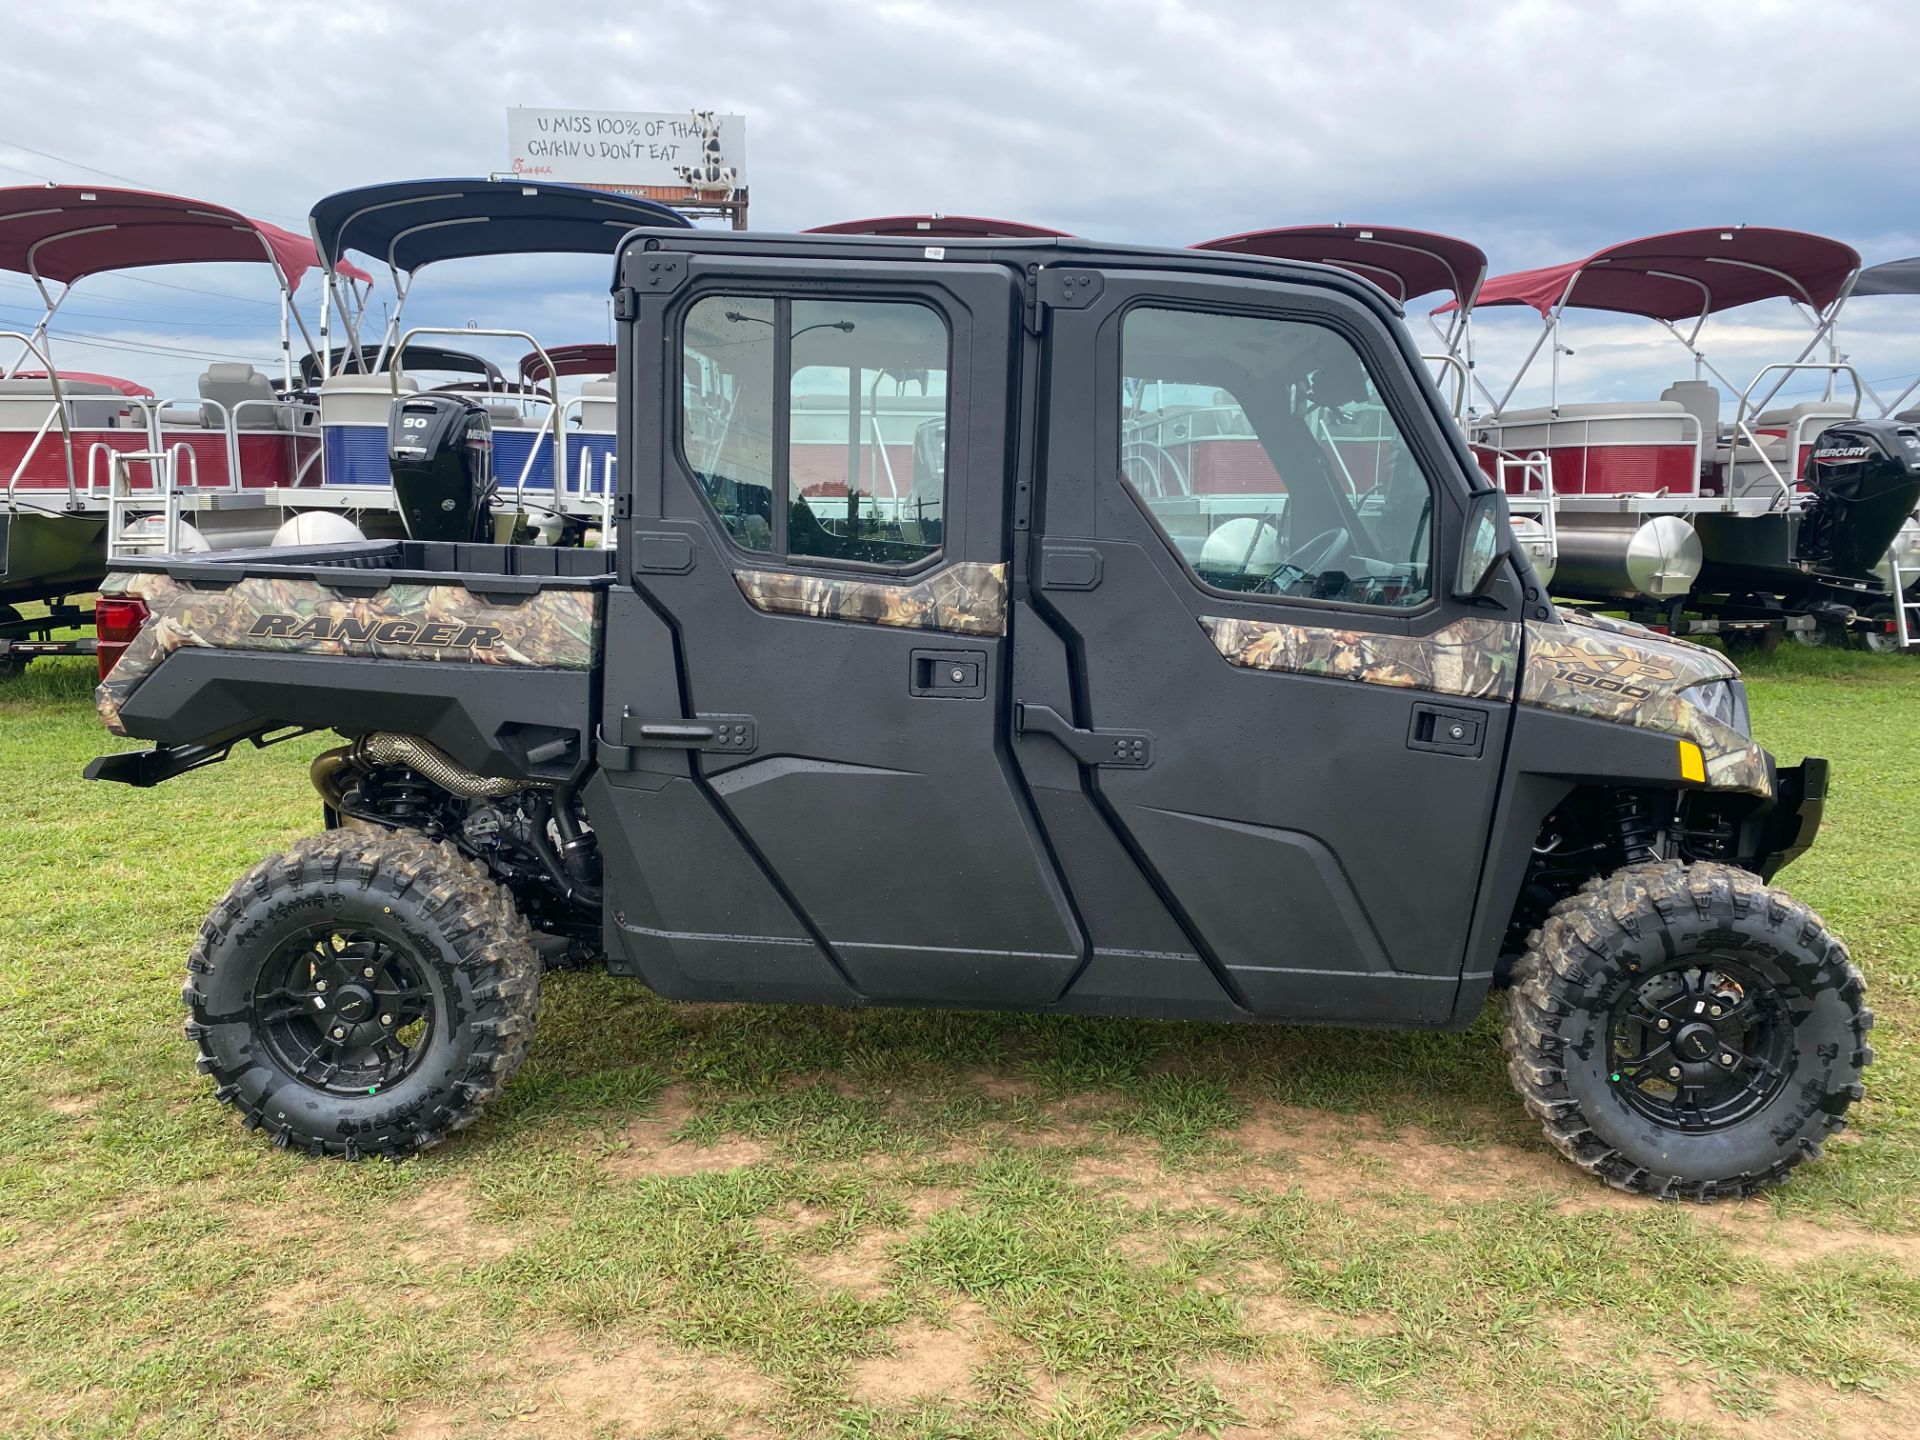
top-left (603, 251), bottom-right (1080, 1007)
top-left (1014, 267), bottom-right (1526, 1024)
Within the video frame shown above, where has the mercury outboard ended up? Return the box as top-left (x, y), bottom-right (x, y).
top-left (387, 394), bottom-right (496, 543)
top-left (1795, 419), bottom-right (1920, 578)
top-left (1687, 417), bottom-right (1920, 629)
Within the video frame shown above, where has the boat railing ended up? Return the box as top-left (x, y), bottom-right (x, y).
top-left (395, 328), bottom-right (565, 510)
top-left (0, 330), bottom-right (77, 508)
top-left (1726, 362), bottom-right (1864, 510)
top-left (1496, 446), bottom-right (1557, 564)
top-left (1421, 352), bottom-right (1470, 420)
top-left (105, 446), bottom-right (189, 560)
top-left (1485, 407), bottom-right (1706, 499)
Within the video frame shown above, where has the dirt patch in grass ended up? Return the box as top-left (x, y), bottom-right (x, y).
top-left (1656, 1371), bottom-right (1920, 1439)
top-left (598, 1086), bottom-right (774, 1177)
top-left (529, 1334), bottom-right (775, 1437)
top-left (850, 1315), bottom-right (986, 1406)
top-left (396, 1179), bottom-right (518, 1265)
top-left (790, 1226), bottom-right (899, 1302)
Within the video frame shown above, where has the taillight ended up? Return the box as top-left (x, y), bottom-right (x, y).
top-left (96, 596), bottom-right (149, 679)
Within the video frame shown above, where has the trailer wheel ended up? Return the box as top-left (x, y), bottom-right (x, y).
top-left (183, 829), bottom-right (540, 1158)
top-left (1504, 861), bottom-right (1871, 1199)
top-left (1858, 605), bottom-right (1903, 653)
top-left (0, 604), bottom-right (25, 679)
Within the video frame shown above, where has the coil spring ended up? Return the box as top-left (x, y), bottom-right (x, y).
top-left (1611, 790), bottom-right (1658, 864)
top-left (359, 767), bottom-right (437, 825)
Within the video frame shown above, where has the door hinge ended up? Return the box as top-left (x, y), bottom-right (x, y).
top-left (1015, 702), bottom-right (1152, 768)
top-left (612, 287), bottom-right (639, 321)
top-left (618, 711), bottom-right (757, 754)
top-left (1035, 269), bottom-right (1104, 311)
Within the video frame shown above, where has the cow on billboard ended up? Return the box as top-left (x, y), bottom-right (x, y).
top-left (676, 110), bottom-right (737, 198)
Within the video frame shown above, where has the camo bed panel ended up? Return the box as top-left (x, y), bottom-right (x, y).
top-left (96, 571), bottom-right (601, 736)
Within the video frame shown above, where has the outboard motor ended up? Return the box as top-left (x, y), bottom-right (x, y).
top-left (1796, 418), bottom-right (1920, 579)
top-left (387, 394), bottom-right (495, 543)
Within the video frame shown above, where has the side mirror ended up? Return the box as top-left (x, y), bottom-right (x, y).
top-left (1453, 489), bottom-right (1513, 600)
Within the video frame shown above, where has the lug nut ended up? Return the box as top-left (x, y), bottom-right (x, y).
top-left (1668, 1066), bottom-right (1682, 1079)
top-left (1720, 1053), bottom-right (1735, 1066)
top-left (315, 980), bottom-right (327, 992)
top-left (1710, 1005), bottom-right (1723, 1017)
top-left (380, 1014), bottom-right (393, 1026)
top-left (363, 967), bottom-right (375, 979)
top-left (1657, 1018), bottom-right (1670, 1031)
top-left (331, 1027), bottom-right (346, 1040)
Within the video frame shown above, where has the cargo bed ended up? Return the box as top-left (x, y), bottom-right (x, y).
top-left (92, 540), bottom-right (612, 786)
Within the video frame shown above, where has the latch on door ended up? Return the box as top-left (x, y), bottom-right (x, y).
top-left (910, 648), bottom-right (986, 698)
top-left (1407, 703), bottom-right (1486, 757)
top-left (1015, 702), bottom-right (1154, 768)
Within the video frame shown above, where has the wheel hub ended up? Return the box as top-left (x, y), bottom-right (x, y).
top-left (1674, 1021), bottom-right (1720, 1062)
top-left (329, 984), bottom-right (375, 1023)
top-left (252, 926), bottom-right (435, 1098)
top-left (1607, 959), bottom-right (1791, 1133)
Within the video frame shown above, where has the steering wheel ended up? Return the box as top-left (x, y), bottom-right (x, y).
top-left (1257, 525), bottom-right (1351, 596)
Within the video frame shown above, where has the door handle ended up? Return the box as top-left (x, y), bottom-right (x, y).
top-left (1407, 703), bottom-right (1486, 757)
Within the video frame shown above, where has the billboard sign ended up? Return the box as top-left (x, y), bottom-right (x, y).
top-left (505, 108), bottom-right (746, 195)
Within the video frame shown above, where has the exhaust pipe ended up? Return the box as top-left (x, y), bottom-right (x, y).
top-left (308, 733), bottom-right (538, 807)
top-left (352, 733), bottom-right (535, 798)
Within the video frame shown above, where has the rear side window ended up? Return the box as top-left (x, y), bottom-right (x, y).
top-left (682, 294), bottom-right (950, 566)
top-left (1119, 306), bottom-right (1435, 609)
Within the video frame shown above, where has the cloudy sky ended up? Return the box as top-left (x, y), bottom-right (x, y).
top-left (3, 0), bottom-right (1918, 412)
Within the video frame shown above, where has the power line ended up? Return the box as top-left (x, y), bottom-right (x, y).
top-left (44, 328), bottom-right (275, 365)
top-left (0, 134), bottom-right (311, 226)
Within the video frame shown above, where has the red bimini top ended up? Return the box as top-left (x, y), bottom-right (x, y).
top-left (806, 214), bottom-right (1070, 239)
top-left (5, 370), bottom-right (155, 397)
top-left (0, 185), bottom-right (355, 291)
top-left (1455, 227), bottom-right (1861, 321)
top-left (520, 343), bottom-right (616, 384)
top-left (1195, 224), bottom-right (1487, 309)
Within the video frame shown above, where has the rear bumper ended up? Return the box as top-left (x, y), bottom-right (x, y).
top-left (1749, 758), bottom-right (1828, 880)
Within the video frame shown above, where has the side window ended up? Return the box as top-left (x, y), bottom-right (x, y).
top-left (681, 293), bottom-right (950, 566)
top-left (1119, 306), bottom-right (1434, 609)
top-left (684, 295), bottom-right (777, 551)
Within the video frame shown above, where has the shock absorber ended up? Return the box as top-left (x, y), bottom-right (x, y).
top-left (1611, 790), bottom-right (1658, 864)
top-left (361, 767), bottom-right (437, 826)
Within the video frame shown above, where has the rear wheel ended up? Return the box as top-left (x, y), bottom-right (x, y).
top-left (184, 829), bottom-right (540, 1157)
top-left (1504, 861), bottom-right (1871, 1198)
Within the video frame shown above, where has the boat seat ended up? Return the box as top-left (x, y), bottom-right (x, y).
top-left (1659, 381), bottom-right (1721, 448)
top-left (0, 376), bottom-right (131, 427)
top-left (577, 378), bottom-right (616, 433)
top-left (157, 402), bottom-right (203, 427)
top-left (199, 363), bottom-right (289, 430)
top-left (482, 402), bottom-right (523, 426)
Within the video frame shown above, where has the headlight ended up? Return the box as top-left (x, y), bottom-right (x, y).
top-left (1680, 678), bottom-right (1751, 737)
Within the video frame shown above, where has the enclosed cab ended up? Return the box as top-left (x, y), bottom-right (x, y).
top-left (87, 225), bottom-right (1864, 1199)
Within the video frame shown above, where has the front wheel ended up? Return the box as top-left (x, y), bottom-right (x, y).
top-left (184, 829), bottom-right (541, 1157)
top-left (1503, 861), bottom-right (1872, 1199)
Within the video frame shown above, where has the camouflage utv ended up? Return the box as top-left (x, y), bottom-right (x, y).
top-left (88, 226), bottom-right (1865, 1198)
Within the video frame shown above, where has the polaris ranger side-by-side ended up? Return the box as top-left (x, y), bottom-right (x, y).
top-left (88, 227), bottom-right (1871, 1198)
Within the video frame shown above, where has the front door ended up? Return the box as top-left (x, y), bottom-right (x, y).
top-left (600, 253), bottom-right (1081, 1007)
top-left (1014, 269), bottom-right (1525, 1024)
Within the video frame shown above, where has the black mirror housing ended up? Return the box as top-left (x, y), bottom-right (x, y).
top-left (1454, 489), bottom-right (1513, 600)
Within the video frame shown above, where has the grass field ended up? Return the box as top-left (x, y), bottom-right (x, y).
top-left (2, 643), bottom-right (1917, 1439)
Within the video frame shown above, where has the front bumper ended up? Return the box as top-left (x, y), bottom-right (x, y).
top-left (1747, 758), bottom-right (1828, 880)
